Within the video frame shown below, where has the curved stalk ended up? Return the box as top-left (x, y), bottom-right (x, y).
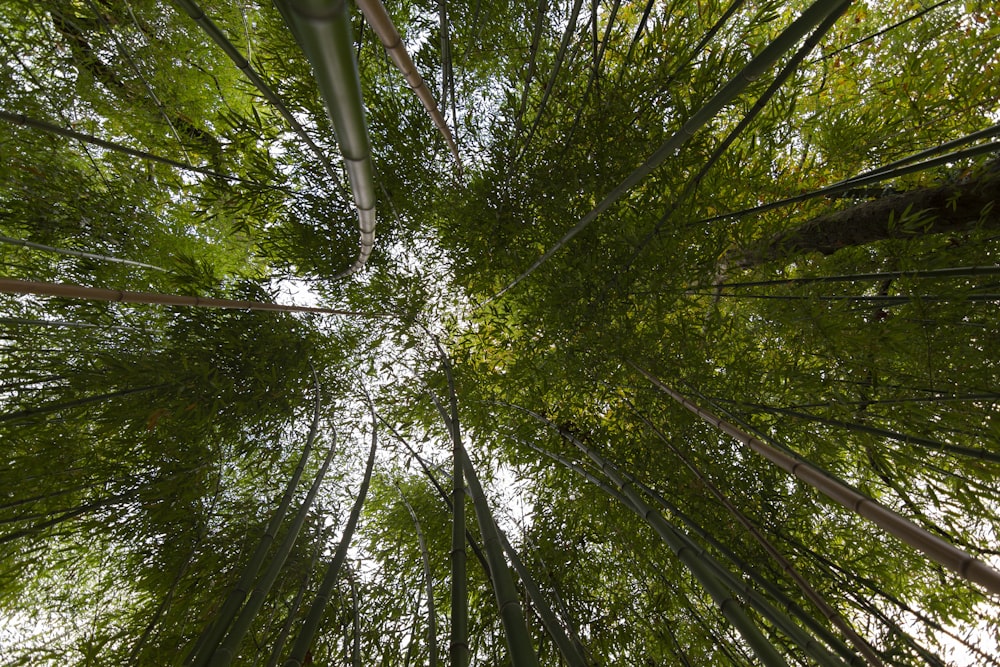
top-left (279, 0), bottom-right (377, 276)
top-left (0, 234), bottom-right (168, 272)
top-left (628, 361), bottom-right (1000, 595)
top-left (264, 527), bottom-right (325, 667)
top-left (188, 386), bottom-right (323, 667)
top-left (212, 429), bottom-right (339, 665)
top-left (0, 110), bottom-right (288, 191)
top-left (283, 409), bottom-right (378, 667)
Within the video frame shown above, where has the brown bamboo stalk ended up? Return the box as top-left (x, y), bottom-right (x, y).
top-left (354, 0), bottom-right (462, 173)
top-left (627, 361), bottom-right (1000, 596)
top-left (0, 278), bottom-right (387, 317)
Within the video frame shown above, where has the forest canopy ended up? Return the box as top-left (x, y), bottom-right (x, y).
top-left (1, 0), bottom-right (999, 665)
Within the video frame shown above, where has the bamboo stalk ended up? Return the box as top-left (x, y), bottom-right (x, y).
top-left (0, 234), bottom-right (168, 272)
top-left (0, 110), bottom-right (289, 192)
top-left (624, 0), bottom-right (851, 272)
top-left (620, 399), bottom-right (883, 666)
top-left (628, 361), bottom-right (1000, 595)
top-left (458, 450), bottom-right (540, 667)
top-left (349, 571), bottom-right (361, 667)
top-left (509, 0), bottom-right (548, 141)
top-left (278, 0), bottom-right (377, 277)
top-left (191, 380), bottom-right (320, 667)
top-left (283, 410), bottom-right (378, 667)
top-left (487, 0), bottom-right (852, 303)
top-left (508, 417), bottom-right (789, 667)
top-left (354, 0), bottom-right (461, 172)
top-left (813, 0), bottom-right (952, 62)
top-left (698, 292), bottom-right (1000, 304)
top-left (425, 344), bottom-right (469, 667)
top-left (377, 413), bottom-right (493, 575)
top-left (512, 0), bottom-right (585, 166)
top-left (715, 264), bottom-right (1000, 289)
top-left (394, 483), bottom-right (439, 667)
top-left (728, 400), bottom-right (1000, 463)
top-left (0, 278), bottom-right (386, 317)
top-left (692, 140), bottom-right (1000, 227)
top-left (0, 384), bottom-right (169, 424)
top-left (496, 526), bottom-right (591, 667)
top-left (265, 527), bottom-right (325, 667)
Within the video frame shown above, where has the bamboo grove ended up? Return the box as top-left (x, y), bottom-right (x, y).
top-left (1, 0), bottom-right (999, 664)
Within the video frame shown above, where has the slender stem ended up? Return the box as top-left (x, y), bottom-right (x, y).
top-left (628, 360), bottom-right (1000, 595)
top-left (283, 404), bottom-right (378, 667)
top-left (0, 110), bottom-right (288, 192)
top-left (0, 278), bottom-right (385, 317)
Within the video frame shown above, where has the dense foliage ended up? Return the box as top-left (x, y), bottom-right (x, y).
top-left (1, 0), bottom-right (999, 665)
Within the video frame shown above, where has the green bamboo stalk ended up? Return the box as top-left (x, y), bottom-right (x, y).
top-left (354, 0), bottom-right (461, 171)
top-left (0, 317), bottom-right (96, 329)
top-left (424, 344), bottom-right (469, 667)
top-left (647, 489), bottom-right (869, 667)
top-left (0, 383), bottom-right (169, 424)
top-left (628, 361), bottom-right (1000, 595)
top-left (512, 0), bottom-right (585, 165)
top-left (83, 0), bottom-right (195, 162)
top-left (171, 0), bottom-right (346, 192)
top-left (458, 449), bottom-right (540, 667)
top-left (716, 264), bottom-right (1000, 289)
top-left (0, 278), bottom-right (385, 317)
top-left (283, 415), bottom-right (378, 667)
top-left (611, 464), bottom-right (852, 667)
top-left (278, 0), bottom-right (377, 276)
top-left (698, 292), bottom-right (1000, 304)
top-left (495, 522), bottom-right (592, 667)
top-left (728, 401), bottom-right (1000, 463)
top-left (507, 418), bottom-right (789, 667)
top-left (377, 413), bottom-right (493, 575)
top-left (0, 234), bottom-right (169, 272)
top-left (488, 0), bottom-right (851, 303)
top-left (188, 387), bottom-right (323, 667)
top-left (265, 527), bottom-right (326, 667)
top-left (210, 426), bottom-right (338, 666)
top-left (0, 110), bottom-right (289, 192)
top-left (509, 0), bottom-right (548, 142)
top-left (519, 434), bottom-right (853, 664)
top-left (394, 482), bottom-right (439, 667)
top-left (813, 0), bottom-right (952, 62)
top-left (190, 392), bottom-right (324, 667)
top-left (349, 571), bottom-right (361, 667)
top-left (621, 399), bottom-right (882, 666)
